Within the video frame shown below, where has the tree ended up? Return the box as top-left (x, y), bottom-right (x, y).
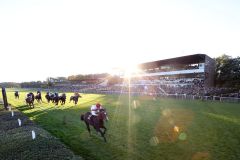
top-left (215, 54), bottom-right (240, 88)
top-left (46, 77), bottom-right (54, 88)
top-left (107, 76), bottom-right (123, 85)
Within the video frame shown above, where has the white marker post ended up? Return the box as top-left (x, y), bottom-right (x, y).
top-left (8, 106), bottom-right (11, 111)
top-left (32, 130), bottom-right (36, 140)
top-left (17, 118), bottom-right (21, 126)
top-left (11, 111), bottom-right (14, 117)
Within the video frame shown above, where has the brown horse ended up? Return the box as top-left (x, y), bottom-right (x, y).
top-left (35, 93), bottom-right (42, 103)
top-left (80, 109), bottom-right (108, 142)
top-left (25, 96), bottom-right (34, 108)
top-left (70, 95), bottom-right (82, 105)
top-left (14, 91), bottom-right (19, 99)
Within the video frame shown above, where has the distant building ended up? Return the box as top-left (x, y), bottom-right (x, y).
top-left (130, 54), bottom-right (215, 87)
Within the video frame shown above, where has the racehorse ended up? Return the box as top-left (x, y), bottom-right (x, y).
top-left (80, 108), bottom-right (108, 142)
top-left (27, 92), bottom-right (35, 101)
top-left (59, 93), bottom-right (66, 105)
top-left (35, 92), bottom-right (42, 103)
top-left (25, 94), bottom-right (34, 108)
top-left (70, 94), bottom-right (82, 105)
top-left (45, 92), bottom-right (55, 103)
top-left (14, 91), bottom-right (19, 99)
top-left (45, 92), bottom-right (51, 103)
top-left (52, 93), bottom-right (60, 105)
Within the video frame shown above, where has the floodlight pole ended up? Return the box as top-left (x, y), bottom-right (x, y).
top-left (1, 87), bottom-right (8, 110)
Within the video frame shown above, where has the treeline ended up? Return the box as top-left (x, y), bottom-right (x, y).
top-left (215, 54), bottom-right (240, 88)
top-left (21, 81), bottom-right (47, 88)
top-left (0, 73), bottom-right (112, 88)
top-left (67, 73), bottom-right (109, 82)
top-left (0, 82), bottom-right (20, 88)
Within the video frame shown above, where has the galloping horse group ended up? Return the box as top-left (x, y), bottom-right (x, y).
top-left (17, 90), bottom-right (109, 142)
top-left (45, 92), bottom-right (68, 105)
top-left (19, 91), bottom-right (82, 107)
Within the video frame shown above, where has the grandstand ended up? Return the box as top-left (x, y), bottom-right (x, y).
top-left (131, 54), bottom-right (215, 88)
top-left (101, 54), bottom-right (218, 96)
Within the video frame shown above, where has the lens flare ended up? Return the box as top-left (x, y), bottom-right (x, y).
top-left (174, 126), bottom-right (179, 133)
top-left (132, 100), bottom-right (138, 109)
top-left (149, 136), bottom-right (159, 146)
top-left (179, 132), bottom-right (187, 141)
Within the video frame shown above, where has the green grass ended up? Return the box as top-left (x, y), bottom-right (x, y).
top-left (2, 91), bottom-right (240, 160)
top-left (0, 105), bottom-right (82, 160)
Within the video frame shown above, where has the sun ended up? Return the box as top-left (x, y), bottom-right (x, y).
top-left (108, 63), bottom-right (141, 78)
top-left (123, 64), bottom-right (140, 78)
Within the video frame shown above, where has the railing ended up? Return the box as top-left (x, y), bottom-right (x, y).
top-left (11, 88), bottom-right (240, 103)
top-left (80, 90), bottom-right (240, 103)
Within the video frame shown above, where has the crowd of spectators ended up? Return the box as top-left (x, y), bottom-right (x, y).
top-left (23, 78), bottom-right (240, 99)
top-left (144, 64), bottom-right (200, 74)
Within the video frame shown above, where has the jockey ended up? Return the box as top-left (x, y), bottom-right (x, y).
top-left (54, 92), bottom-right (58, 97)
top-left (88, 103), bottom-right (103, 119)
top-left (74, 92), bottom-right (80, 97)
top-left (27, 93), bottom-right (31, 97)
top-left (26, 92), bottom-right (33, 99)
top-left (37, 90), bottom-right (41, 95)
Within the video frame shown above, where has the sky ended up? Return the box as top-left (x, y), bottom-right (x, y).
top-left (0, 0), bottom-right (240, 82)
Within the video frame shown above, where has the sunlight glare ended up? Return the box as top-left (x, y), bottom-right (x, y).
top-left (123, 64), bottom-right (140, 78)
top-left (174, 126), bottom-right (179, 133)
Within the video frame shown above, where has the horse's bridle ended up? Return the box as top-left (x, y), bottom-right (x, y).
top-left (99, 109), bottom-right (109, 121)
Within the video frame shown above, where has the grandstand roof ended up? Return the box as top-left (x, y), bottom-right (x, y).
top-left (138, 54), bottom-right (209, 69)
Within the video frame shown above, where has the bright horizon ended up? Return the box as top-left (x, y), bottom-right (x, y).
top-left (1, 0), bottom-right (240, 82)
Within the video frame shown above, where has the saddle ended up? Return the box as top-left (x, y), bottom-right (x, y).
top-left (88, 114), bottom-right (99, 123)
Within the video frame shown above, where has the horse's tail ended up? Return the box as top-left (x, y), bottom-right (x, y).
top-left (80, 114), bottom-right (84, 121)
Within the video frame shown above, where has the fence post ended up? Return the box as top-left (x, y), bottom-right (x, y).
top-left (1, 87), bottom-right (8, 110)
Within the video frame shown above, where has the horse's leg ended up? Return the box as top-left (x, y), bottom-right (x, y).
top-left (85, 122), bottom-right (91, 136)
top-left (101, 126), bottom-right (107, 134)
top-left (97, 128), bottom-right (107, 142)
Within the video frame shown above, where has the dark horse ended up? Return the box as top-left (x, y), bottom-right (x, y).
top-left (59, 93), bottom-right (66, 105)
top-left (53, 94), bottom-right (60, 105)
top-left (80, 109), bottom-right (108, 142)
top-left (70, 94), bottom-right (82, 105)
top-left (45, 92), bottom-right (52, 103)
top-left (14, 91), bottom-right (19, 99)
top-left (35, 91), bottom-right (42, 103)
top-left (25, 93), bottom-right (34, 108)
top-left (45, 92), bottom-right (56, 103)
